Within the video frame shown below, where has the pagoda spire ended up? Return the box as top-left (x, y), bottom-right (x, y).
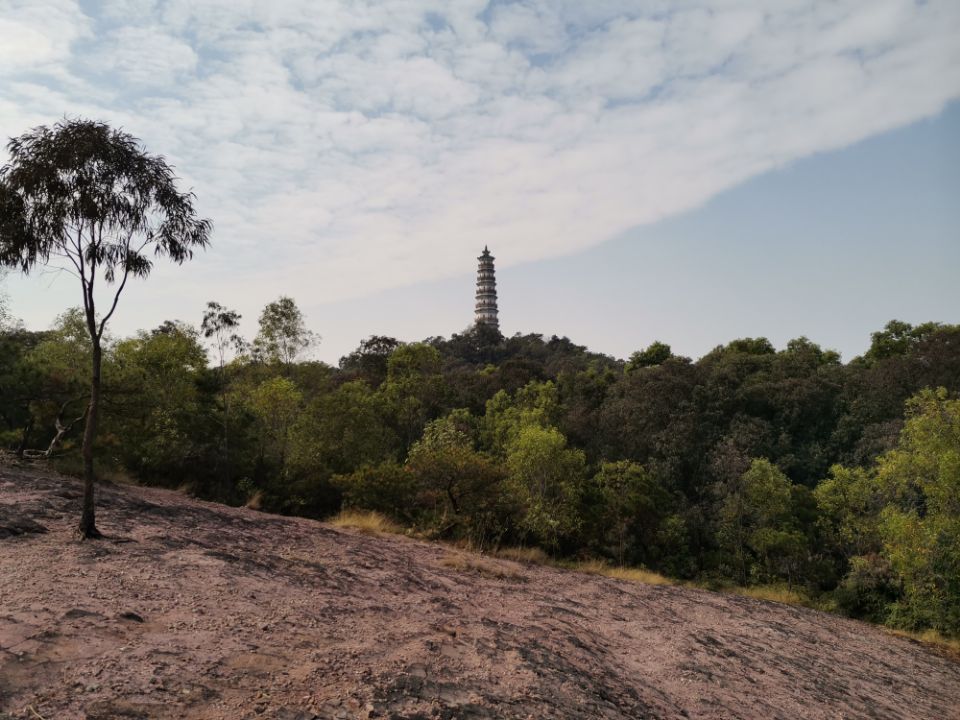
top-left (475, 247), bottom-right (499, 330)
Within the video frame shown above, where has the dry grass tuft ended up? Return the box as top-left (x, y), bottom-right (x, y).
top-left (329, 509), bottom-right (402, 535)
top-left (490, 546), bottom-right (551, 565)
top-left (887, 628), bottom-right (960, 661)
top-left (574, 560), bottom-right (674, 586)
top-left (729, 584), bottom-right (808, 606)
top-left (244, 490), bottom-right (264, 511)
top-left (440, 553), bottom-right (527, 582)
top-left (49, 456), bottom-right (136, 486)
top-left (100, 467), bottom-right (138, 485)
top-left (473, 548), bottom-right (673, 587)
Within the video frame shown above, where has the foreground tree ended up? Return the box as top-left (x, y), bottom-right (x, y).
top-left (0, 119), bottom-right (211, 537)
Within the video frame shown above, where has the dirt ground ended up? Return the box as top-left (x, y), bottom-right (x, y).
top-left (1, 463), bottom-right (959, 720)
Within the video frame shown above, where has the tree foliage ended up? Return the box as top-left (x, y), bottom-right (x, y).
top-left (0, 119), bottom-right (211, 536)
top-left (253, 296), bottom-right (315, 366)
top-left (505, 424), bottom-right (585, 548)
top-left (2, 295), bottom-right (958, 637)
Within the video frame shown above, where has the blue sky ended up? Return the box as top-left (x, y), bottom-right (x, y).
top-left (1, 0), bottom-right (959, 362)
top-left (305, 103), bottom-right (960, 362)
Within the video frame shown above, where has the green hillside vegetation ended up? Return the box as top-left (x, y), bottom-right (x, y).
top-left (3, 295), bottom-right (959, 639)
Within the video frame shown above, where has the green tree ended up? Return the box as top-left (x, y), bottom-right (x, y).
top-left (334, 462), bottom-right (418, 523)
top-left (253, 296), bottom-right (316, 366)
top-left (108, 321), bottom-right (210, 484)
top-left (815, 464), bottom-right (885, 559)
top-left (248, 376), bottom-right (303, 481)
top-left (290, 380), bottom-right (397, 476)
top-left (717, 458), bottom-right (807, 585)
top-left (21, 309), bottom-right (93, 457)
top-left (505, 425), bottom-right (585, 548)
top-left (339, 335), bottom-right (402, 387)
top-left (202, 301), bottom-right (243, 369)
top-left (201, 301), bottom-right (244, 485)
top-left (875, 388), bottom-right (960, 633)
top-left (864, 320), bottom-right (946, 362)
top-left (0, 327), bottom-right (49, 454)
top-left (626, 341), bottom-right (672, 371)
top-left (406, 413), bottom-right (505, 543)
top-left (589, 461), bottom-right (668, 566)
top-left (483, 380), bottom-right (560, 455)
top-left (381, 343), bottom-right (448, 449)
top-left (0, 119), bottom-right (211, 537)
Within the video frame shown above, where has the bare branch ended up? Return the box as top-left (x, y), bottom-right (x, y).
top-left (98, 253), bottom-right (131, 338)
top-left (38, 262), bottom-right (81, 282)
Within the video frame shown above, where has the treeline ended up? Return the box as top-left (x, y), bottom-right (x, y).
top-left (2, 299), bottom-right (959, 636)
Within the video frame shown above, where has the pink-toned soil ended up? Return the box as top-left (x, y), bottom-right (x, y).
top-left (1, 463), bottom-right (958, 720)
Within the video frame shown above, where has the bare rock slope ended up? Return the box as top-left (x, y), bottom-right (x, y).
top-left (1, 464), bottom-right (958, 720)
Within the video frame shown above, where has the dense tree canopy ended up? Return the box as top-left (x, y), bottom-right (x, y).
top-left (2, 305), bottom-right (958, 635)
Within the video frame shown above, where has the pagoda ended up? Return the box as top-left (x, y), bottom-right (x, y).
top-left (474, 246), bottom-right (499, 330)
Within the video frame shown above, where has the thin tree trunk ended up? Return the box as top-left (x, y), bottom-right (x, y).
top-left (446, 480), bottom-right (461, 516)
top-left (15, 417), bottom-right (33, 459)
top-left (222, 387), bottom-right (231, 499)
top-left (79, 341), bottom-right (102, 539)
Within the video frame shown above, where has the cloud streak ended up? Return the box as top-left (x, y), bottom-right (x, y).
top-left (1, 0), bottom-right (959, 321)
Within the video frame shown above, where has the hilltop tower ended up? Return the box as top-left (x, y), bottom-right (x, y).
top-left (474, 246), bottom-right (499, 330)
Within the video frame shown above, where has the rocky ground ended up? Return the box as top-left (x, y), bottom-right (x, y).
top-left (1, 463), bottom-right (959, 720)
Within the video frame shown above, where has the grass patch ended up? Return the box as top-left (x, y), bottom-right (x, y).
top-left (329, 509), bottom-right (402, 535)
top-left (887, 628), bottom-right (960, 662)
top-left (490, 546), bottom-right (551, 565)
top-left (478, 548), bottom-right (673, 587)
top-left (728, 584), bottom-right (809, 607)
top-left (440, 553), bottom-right (526, 582)
top-left (573, 560), bottom-right (674, 586)
top-left (48, 455), bottom-right (136, 485)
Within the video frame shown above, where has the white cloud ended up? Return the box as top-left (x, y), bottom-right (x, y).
top-left (89, 27), bottom-right (198, 87)
top-left (0, 1), bottom-right (90, 72)
top-left (1, 0), bottom-right (959, 337)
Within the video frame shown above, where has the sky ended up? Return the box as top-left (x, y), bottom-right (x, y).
top-left (1, 0), bottom-right (958, 363)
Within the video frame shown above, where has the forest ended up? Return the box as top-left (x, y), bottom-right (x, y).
top-left (2, 292), bottom-right (958, 639)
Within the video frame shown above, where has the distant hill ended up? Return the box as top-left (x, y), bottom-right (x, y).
top-left (1, 463), bottom-right (958, 720)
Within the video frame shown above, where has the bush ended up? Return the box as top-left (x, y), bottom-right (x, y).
top-left (333, 462), bottom-right (419, 524)
top-left (833, 554), bottom-right (900, 624)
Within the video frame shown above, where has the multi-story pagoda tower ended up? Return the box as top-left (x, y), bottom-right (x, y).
top-left (474, 246), bottom-right (499, 330)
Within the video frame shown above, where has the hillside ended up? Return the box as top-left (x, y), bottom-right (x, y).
top-left (1, 464), bottom-right (958, 720)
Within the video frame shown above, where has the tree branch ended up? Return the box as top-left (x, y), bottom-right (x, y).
top-left (98, 255), bottom-right (131, 339)
top-left (97, 231), bottom-right (139, 339)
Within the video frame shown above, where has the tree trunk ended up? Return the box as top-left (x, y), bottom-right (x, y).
top-left (15, 417), bottom-right (33, 459)
top-left (79, 341), bottom-right (102, 539)
top-left (222, 393), bottom-right (231, 497)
